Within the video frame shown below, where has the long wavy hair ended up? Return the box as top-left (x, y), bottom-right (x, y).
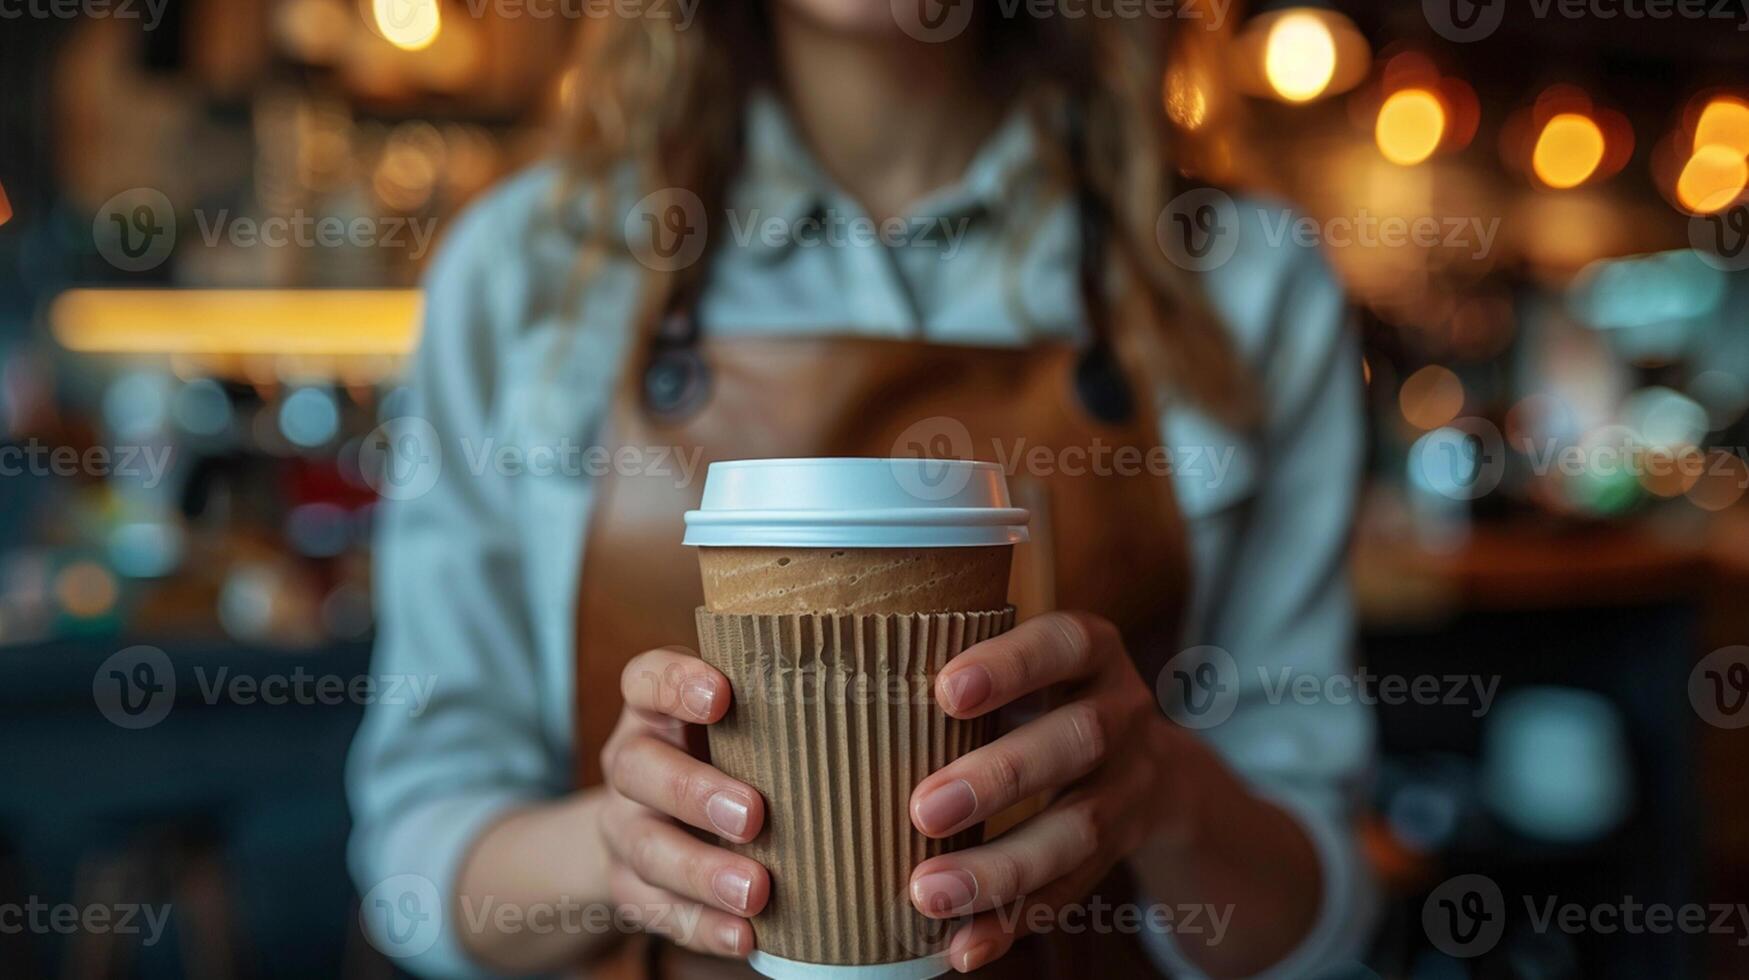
top-left (558, 6), bottom-right (1252, 426)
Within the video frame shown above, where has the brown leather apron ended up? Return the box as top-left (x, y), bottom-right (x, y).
top-left (570, 207), bottom-right (1192, 977)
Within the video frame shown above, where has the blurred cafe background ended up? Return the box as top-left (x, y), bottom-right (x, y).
top-left (2, 1), bottom-right (1748, 978)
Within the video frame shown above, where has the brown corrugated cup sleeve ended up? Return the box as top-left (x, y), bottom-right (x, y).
top-left (694, 608), bottom-right (1015, 967)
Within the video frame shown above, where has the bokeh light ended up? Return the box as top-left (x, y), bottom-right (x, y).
top-left (1375, 89), bottom-right (1446, 166)
top-left (1264, 12), bottom-right (1337, 103)
top-left (55, 561), bottom-right (118, 619)
top-left (1399, 365), bottom-right (1466, 431)
top-left (371, 0), bottom-right (440, 52)
top-left (1694, 97), bottom-right (1749, 156)
top-left (1532, 113), bottom-right (1607, 189)
top-left (1675, 143), bottom-right (1748, 214)
top-left (1164, 64), bottom-right (1209, 132)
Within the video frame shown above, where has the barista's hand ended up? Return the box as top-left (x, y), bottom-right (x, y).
top-left (599, 647), bottom-right (770, 957)
top-left (907, 612), bottom-right (1196, 972)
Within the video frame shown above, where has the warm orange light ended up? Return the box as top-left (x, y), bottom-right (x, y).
top-left (1695, 97), bottom-right (1749, 156)
top-left (0, 179), bottom-right (11, 227)
top-left (56, 562), bottom-right (118, 618)
top-left (50, 289), bottom-right (422, 355)
top-left (371, 0), bottom-right (440, 51)
top-left (1676, 143), bottom-right (1749, 214)
top-left (1399, 365), bottom-right (1465, 431)
top-left (1375, 89), bottom-right (1446, 166)
top-left (1532, 113), bottom-right (1606, 189)
top-left (1264, 12), bottom-right (1337, 103)
top-left (1164, 65), bottom-right (1209, 132)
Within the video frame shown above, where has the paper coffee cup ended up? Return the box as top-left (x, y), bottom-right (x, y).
top-left (684, 459), bottom-right (1028, 980)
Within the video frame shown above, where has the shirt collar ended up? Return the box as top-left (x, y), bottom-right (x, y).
top-left (730, 89), bottom-right (1047, 261)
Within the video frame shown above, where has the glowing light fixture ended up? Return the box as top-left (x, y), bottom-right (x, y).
top-left (1676, 144), bottom-right (1749, 214)
top-left (1695, 97), bottom-right (1749, 157)
top-left (1375, 89), bottom-right (1446, 166)
top-left (1532, 113), bottom-right (1606, 189)
top-left (50, 289), bottom-right (422, 356)
top-left (0, 178), bottom-right (11, 227)
top-left (1264, 12), bottom-right (1337, 104)
top-left (371, 0), bottom-right (440, 52)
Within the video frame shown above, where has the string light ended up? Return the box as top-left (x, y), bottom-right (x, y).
top-left (1264, 12), bottom-right (1337, 103)
top-left (1532, 113), bottom-right (1606, 189)
top-left (1376, 89), bottom-right (1446, 166)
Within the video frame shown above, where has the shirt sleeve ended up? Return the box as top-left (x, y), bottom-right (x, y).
top-left (1148, 232), bottom-right (1379, 978)
top-left (345, 192), bottom-right (565, 979)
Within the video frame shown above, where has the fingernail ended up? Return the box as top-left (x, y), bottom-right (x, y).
top-left (713, 867), bottom-right (753, 913)
top-left (680, 677), bottom-right (718, 720)
top-left (718, 921), bottom-right (745, 953)
top-left (706, 791), bottom-right (751, 839)
top-left (912, 869), bottom-right (979, 917)
top-left (915, 779), bottom-right (978, 835)
top-left (941, 666), bottom-right (991, 714)
top-left (957, 940), bottom-right (996, 972)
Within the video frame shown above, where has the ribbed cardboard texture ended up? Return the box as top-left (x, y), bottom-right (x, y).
top-left (696, 608), bottom-right (1015, 966)
top-left (699, 546), bottom-right (1012, 616)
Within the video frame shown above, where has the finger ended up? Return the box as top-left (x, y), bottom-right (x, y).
top-left (608, 735), bottom-right (765, 842)
top-left (620, 647), bottom-right (730, 725)
top-left (910, 798), bottom-right (1100, 917)
top-left (608, 864), bottom-right (753, 958)
top-left (602, 813), bottom-right (770, 918)
top-left (942, 872), bottom-right (1095, 973)
top-left (935, 612), bottom-right (1119, 719)
top-left (911, 696), bottom-right (1116, 837)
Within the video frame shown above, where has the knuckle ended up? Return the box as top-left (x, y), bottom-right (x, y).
top-left (666, 764), bottom-right (710, 817)
top-left (1064, 801), bottom-right (1102, 858)
top-left (1043, 612), bottom-right (1096, 673)
top-left (628, 827), bottom-right (665, 879)
top-left (987, 850), bottom-right (1028, 900)
top-left (986, 746), bottom-right (1027, 803)
top-left (1063, 701), bottom-right (1107, 768)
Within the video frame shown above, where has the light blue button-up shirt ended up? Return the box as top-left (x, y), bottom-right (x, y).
top-left (347, 95), bottom-right (1377, 978)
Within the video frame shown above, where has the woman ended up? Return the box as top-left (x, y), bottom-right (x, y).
top-left (348, 4), bottom-right (1376, 978)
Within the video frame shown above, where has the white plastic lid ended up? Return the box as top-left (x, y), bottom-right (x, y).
top-left (683, 458), bottom-right (1030, 548)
